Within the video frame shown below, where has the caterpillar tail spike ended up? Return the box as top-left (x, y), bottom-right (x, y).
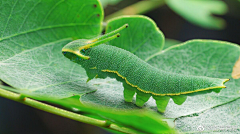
top-left (62, 24), bottom-right (229, 113)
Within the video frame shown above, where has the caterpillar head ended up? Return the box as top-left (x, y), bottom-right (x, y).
top-left (62, 24), bottom-right (128, 61)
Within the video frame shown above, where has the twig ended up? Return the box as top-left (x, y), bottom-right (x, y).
top-left (104, 0), bottom-right (165, 21)
top-left (0, 87), bottom-right (137, 134)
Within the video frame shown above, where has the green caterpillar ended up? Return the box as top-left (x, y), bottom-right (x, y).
top-left (62, 24), bottom-right (229, 112)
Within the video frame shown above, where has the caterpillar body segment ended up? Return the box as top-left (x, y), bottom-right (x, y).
top-left (62, 24), bottom-right (229, 112)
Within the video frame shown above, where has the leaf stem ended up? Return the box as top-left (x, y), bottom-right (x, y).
top-left (104, 0), bottom-right (165, 21)
top-left (0, 87), bottom-right (136, 134)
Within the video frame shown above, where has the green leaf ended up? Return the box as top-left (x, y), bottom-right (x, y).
top-left (175, 98), bottom-right (240, 133)
top-left (0, 0), bottom-right (103, 62)
top-left (0, 0), bottom-right (103, 99)
top-left (105, 15), bottom-right (165, 60)
top-left (56, 95), bottom-right (175, 134)
top-left (166, 0), bottom-right (228, 29)
top-left (97, 109), bottom-right (173, 134)
top-left (163, 39), bottom-right (181, 50)
top-left (99, 0), bottom-right (122, 8)
top-left (0, 40), bottom-right (97, 99)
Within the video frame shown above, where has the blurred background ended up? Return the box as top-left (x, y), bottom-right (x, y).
top-left (0, 0), bottom-right (239, 133)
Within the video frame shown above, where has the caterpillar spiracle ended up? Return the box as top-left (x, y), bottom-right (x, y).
top-left (62, 24), bottom-right (229, 112)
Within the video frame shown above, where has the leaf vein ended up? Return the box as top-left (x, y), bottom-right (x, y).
top-left (17, 0), bottom-right (41, 33)
top-left (40, 0), bottom-right (65, 27)
top-left (1, 0), bottom-right (19, 38)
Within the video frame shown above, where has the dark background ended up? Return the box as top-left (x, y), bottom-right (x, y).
top-left (1, 0), bottom-right (239, 134)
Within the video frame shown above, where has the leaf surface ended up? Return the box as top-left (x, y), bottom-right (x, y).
top-left (105, 15), bottom-right (165, 61)
top-left (163, 39), bottom-right (181, 50)
top-left (175, 98), bottom-right (240, 133)
top-left (0, 40), bottom-right (97, 99)
top-left (0, 0), bottom-right (103, 98)
top-left (99, 0), bottom-right (122, 8)
top-left (166, 0), bottom-right (228, 29)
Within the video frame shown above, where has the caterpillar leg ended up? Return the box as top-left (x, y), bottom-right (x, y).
top-left (152, 95), bottom-right (170, 113)
top-left (135, 90), bottom-right (151, 107)
top-left (97, 72), bottom-right (107, 79)
top-left (213, 88), bottom-right (222, 93)
top-left (170, 95), bottom-right (187, 105)
top-left (123, 83), bottom-right (136, 102)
